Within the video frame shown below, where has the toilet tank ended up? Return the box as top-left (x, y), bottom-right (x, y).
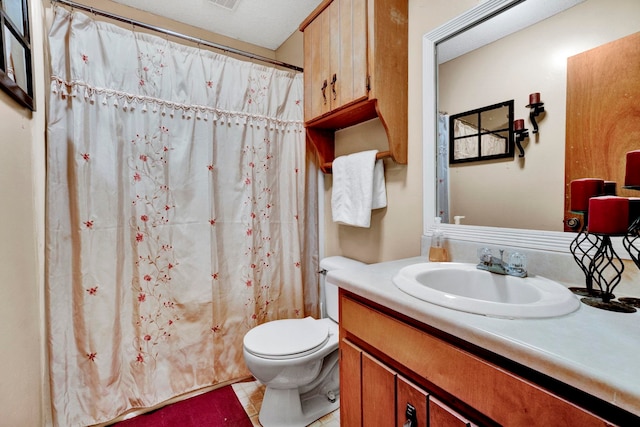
top-left (320, 256), bottom-right (366, 322)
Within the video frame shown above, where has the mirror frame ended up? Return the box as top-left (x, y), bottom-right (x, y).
top-left (422, 0), bottom-right (629, 257)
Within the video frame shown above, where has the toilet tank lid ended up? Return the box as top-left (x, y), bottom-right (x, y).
top-left (320, 256), bottom-right (366, 271)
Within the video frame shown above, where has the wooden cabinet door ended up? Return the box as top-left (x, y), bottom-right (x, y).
top-left (329, 0), bottom-right (368, 111)
top-left (303, 0), bottom-right (368, 122)
top-left (362, 352), bottom-right (397, 427)
top-left (429, 396), bottom-right (476, 427)
top-left (397, 375), bottom-right (429, 427)
top-left (340, 339), bottom-right (363, 426)
top-left (303, 4), bottom-right (331, 121)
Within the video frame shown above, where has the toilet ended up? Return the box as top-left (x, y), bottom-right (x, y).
top-left (242, 256), bottom-right (365, 427)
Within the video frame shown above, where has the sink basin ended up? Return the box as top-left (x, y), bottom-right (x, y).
top-left (392, 262), bottom-right (580, 318)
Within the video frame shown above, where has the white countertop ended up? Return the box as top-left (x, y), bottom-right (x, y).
top-left (328, 257), bottom-right (640, 417)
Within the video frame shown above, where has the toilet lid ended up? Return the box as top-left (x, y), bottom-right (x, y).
top-left (243, 317), bottom-right (330, 359)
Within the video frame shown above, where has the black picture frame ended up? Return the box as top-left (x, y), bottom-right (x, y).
top-left (449, 100), bottom-right (514, 164)
top-left (0, 0), bottom-right (33, 110)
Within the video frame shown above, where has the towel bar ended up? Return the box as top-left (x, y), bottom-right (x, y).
top-left (320, 150), bottom-right (392, 173)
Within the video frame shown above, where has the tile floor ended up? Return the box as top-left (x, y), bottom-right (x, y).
top-left (232, 379), bottom-right (340, 427)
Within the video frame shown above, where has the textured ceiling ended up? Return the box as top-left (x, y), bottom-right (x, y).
top-left (110, 0), bottom-right (324, 50)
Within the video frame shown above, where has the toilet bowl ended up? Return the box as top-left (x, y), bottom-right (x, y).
top-left (242, 256), bottom-right (365, 427)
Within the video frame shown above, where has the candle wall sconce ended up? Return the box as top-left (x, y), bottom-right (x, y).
top-left (513, 118), bottom-right (528, 157)
top-left (526, 92), bottom-right (545, 134)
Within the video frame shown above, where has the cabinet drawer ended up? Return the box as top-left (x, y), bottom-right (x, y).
top-left (340, 294), bottom-right (611, 426)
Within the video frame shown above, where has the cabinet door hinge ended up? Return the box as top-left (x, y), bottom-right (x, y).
top-left (366, 75), bottom-right (371, 92)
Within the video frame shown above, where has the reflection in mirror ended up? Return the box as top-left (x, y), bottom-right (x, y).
top-left (423, 0), bottom-right (640, 256)
top-left (432, 0), bottom-right (639, 232)
top-left (450, 100), bottom-right (513, 164)
top-left (0, 0), bottom-right (33, 110)
top-left (3, 26), bottom-right (28, 93)
top-left (3, 0), bottom-right (25, 35)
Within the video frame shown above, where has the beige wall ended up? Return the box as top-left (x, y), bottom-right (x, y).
top-left (324, 0), bottom-right (480, 263)
top-left (2, 1), bottom-right (303, 425)
top-left (0, 92), bottom-right (46, 424)
top-left (440, 0), bottom-right (640, 231)
top-left (0, 0), bottom-right (46, 425)
top-left (277, 30), bottom-right (304, 69)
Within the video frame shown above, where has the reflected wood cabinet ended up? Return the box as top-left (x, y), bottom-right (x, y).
top-left (299, 0), bottom-right (408, 172)
top-left (339, 290), bottom-right (615, 426)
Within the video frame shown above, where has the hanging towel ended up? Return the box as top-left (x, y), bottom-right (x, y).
top-left (331, 150), bottom-right (387, 228)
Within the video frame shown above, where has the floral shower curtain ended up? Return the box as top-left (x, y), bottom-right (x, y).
top-left (437, 113), bottom-right (450, 222)
top-left (46, 8), bottom-right (317, 426)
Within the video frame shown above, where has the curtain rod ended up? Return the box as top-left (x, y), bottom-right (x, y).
top-left (53, 0), bottom-right (304, 72)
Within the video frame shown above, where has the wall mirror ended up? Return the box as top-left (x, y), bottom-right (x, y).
top-left (422, 0), bottom-right (639, 254)
top-left (0, 0), bottom-right (33, 110)
top-left (449, 100), bottom-right (513, 164)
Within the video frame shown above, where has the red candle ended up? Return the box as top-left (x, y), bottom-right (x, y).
top-left (570, 178), bottom-right (604, 212)
top-left (514, 119), bottom-right (525, 131)
top-left (529, 92), bottom-right (541, 105)
top-left (588, 196), bottom-right (629, 235)
top-left (625, 150), bottom-right (640, 187)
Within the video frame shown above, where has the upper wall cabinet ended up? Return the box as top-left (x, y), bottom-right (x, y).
top-left (299, 0), bottom-right (408, 173)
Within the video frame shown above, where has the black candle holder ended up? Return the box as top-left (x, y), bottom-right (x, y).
top-left (514, 128), bottom-right (529, 158)
top-left (623, 216), bottom-right (640, 269)
top-left (526, 102), bottom-right (545, 134)
top-left (568, 217), bottom-right (604, 297)
top-left (580, 234), bottom-right (635, 313)
top-left (620, 192), bottom-right (640, 308)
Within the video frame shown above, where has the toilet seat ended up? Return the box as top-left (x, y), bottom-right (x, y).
top-left (243, 317), bottom-right (330, 360)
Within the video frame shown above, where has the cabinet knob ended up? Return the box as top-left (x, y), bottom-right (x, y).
top-left (331, 73), bottom-right (337, 100)
top-left (321, 79), bottom-right (328, 104)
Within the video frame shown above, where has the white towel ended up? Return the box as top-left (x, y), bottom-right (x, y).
top-left (331, 150), bottom-right (387, 228)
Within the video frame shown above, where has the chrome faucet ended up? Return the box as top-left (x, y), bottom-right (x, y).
top-left (477, 247), bottom-right (527, 278)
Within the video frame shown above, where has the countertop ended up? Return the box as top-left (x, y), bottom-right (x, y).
top-left (328, 257), bottom-right (640, 417)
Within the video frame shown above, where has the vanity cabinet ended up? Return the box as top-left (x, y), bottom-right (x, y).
top-left (339, 290), bottom-right (615, 426)
top-left (299, 0), bottom-right (408, 172)
top-left (342, 338), bottom-right (475, 427)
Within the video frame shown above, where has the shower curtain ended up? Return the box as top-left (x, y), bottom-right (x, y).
top-left (437, 113), bottom-right (450, 222)
top-left (46, 8), bottom-right (317, 426)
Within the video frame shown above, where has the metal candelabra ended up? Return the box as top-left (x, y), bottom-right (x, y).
top-left (569, 213), bottom-right (636, 313)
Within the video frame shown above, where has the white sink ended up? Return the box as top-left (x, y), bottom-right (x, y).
top-left (392, 262), bottom-right (580, 318)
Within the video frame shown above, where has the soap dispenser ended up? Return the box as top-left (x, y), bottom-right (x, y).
top-left (429, 217), bottom-right (449, 262)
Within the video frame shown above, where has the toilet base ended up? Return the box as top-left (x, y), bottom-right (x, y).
top-left (259, 387), bottom-right (339, 427)
top-left (258, 353), bottom-right (340, 427)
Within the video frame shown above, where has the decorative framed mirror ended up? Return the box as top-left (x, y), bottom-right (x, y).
top-left (422, 0), bottom-right (637, 257)
top-left (449, 100), bottom-right (514, 164)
